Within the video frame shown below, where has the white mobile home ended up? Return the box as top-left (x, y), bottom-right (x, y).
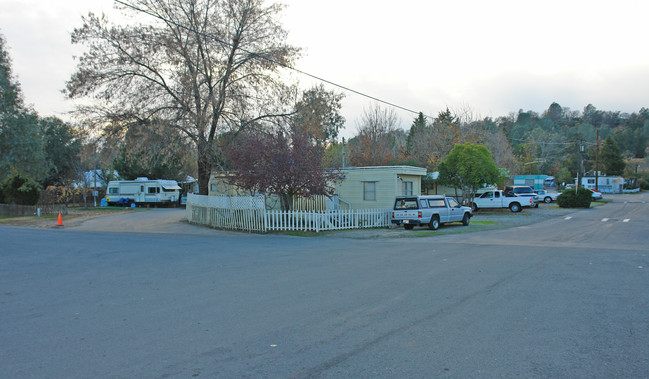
top-left (334, 166), bottom-right (427, 209)
top-left (106, 178), bottom-right (181, 206)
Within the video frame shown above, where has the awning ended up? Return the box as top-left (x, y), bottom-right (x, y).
top-left (160, 181), bottom-right (181, 190)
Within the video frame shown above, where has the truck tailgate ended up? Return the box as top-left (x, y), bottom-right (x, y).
top-left (392, 210), bottom-right (419, 220)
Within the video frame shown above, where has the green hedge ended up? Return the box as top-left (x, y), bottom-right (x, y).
top-left (557, 188), bottom-right (592, 208)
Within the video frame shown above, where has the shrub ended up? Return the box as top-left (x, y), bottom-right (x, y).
top-left (557, 187), bottom-right (592, 208)
top-left (640, 178), bottom-right (649, 191)
top-left (0, 173), bottom-right (42, 205)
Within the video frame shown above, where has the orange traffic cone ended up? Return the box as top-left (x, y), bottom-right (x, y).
top-left (57, 213), bottom-right (64, 227)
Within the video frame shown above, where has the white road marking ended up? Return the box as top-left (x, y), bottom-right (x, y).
top-left (623, 219), bottom-right (630, 223)
top-left (601, 218), bottom-right (609, 222)
top-left (565, 216), bottom-right (572, 220)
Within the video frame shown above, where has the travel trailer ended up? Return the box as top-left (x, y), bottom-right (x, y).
top-left (105, 178), bottom-right (181, 207)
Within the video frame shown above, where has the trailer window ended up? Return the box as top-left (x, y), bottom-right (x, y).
top-left (148, 187), bottom-right (160, 194)
top-left (108, 187), bottom-right (118, 194)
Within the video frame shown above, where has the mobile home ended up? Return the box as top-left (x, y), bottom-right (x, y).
top-left (106, 177), bottom-right (181, 206)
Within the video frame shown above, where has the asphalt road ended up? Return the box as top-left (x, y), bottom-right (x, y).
top-left (1, 193), bottom-right (648, 377)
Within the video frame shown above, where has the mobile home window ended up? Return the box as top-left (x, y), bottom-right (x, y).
top-left (108, 187), bottom-right (118, 194)
top-left (148, 187), bottom-right (160, 194)
top-left (402, 181), bottom-right (413, 196)
top-left (363, 182), bottom-right (376, 201)
top-left (587, 179), bottom-right (595, 184)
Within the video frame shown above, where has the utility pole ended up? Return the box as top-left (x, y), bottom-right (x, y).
top-left (577, 140), bottom-right (584, 188)
top-left (595, 129), bottom-right (599, 191)
top-left (93, 159), bottom-right (97, 207)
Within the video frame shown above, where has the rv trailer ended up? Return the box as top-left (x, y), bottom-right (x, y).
top-left (106, 177), bottom-right (181, 207)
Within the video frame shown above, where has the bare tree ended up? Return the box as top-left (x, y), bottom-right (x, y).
top-left (65, 0), bottom-right (301, 194)
top-left (350, 104), bottom-right (401, 166)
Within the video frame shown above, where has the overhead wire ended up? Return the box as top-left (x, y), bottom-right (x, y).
top-left (113, 0), bottom-right (432, 119)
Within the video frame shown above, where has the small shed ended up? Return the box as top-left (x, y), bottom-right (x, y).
top-left (334, 166), bottom-right (427, 209)
top-left (512, 175), bottom-right (549, 191)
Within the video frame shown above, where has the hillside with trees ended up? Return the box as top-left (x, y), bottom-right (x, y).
top-left (342, 102), bottom-right (648, 189)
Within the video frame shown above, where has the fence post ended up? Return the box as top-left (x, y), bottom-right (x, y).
top-left (263, 210), bottom-right (268, 233)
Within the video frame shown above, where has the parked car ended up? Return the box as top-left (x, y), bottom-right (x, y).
top-left (471, 190), bottom-right (534, 212)
top-left (391, 195), bottom-right (472, 230)
top-left (535, 189), bottom-right (559, 203)
top-left (587, 188), bottom-right (603, 200)
top-left (504, 186), bottom-right (539, 207)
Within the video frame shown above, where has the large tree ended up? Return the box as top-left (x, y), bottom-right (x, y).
top-left (0, 32), bottom-right (47, 182)
top-left (41, 116), bottom-right (84, 187)
top-left (65, 0), bottom-right (301, 194)
top-left (291, 84), bottom-right (345, 146)
top-left (225, 127), bottom-right (340, 211)
top-left (438, 143), bottom-right (504, 204)
top-left (349, 104), bottom-right (402, 166)
top-left (405, 112), bottom-right (432, 167)
top-left (113, 118), bottom-right (195, 180)
top-left (600, 135), bottom-right (625, 175)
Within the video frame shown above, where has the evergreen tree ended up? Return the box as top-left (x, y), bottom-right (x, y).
top-left (0, 33), bottom-right (47, 182)
top-left (600, 136), bottom-right (625, 175)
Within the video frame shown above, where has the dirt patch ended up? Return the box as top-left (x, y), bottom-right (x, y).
top-left (0, 209), bottom-right (133, 229)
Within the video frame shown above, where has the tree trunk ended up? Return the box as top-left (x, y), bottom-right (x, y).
top-left (280, 193), bottom-right (293, 211)
top-left (197, 142), bottom-right (212, 195)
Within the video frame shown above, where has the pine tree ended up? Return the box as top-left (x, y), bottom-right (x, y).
top-left (600, 136), bottom-right (625, 175)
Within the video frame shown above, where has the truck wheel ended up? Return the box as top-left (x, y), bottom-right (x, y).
top-left (509, 202), bottom-right (521, 212)
top-left (429, 216), bottom-right (440, 230)
top-left (471, 203), bottom-right (478, 212)
top-left (462, 213), bottom-right (470, 226)
top-left (404, 224), bottom-right (414, 230)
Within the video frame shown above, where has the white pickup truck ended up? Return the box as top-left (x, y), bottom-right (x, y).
top-left (391, 195), bottom-right (472, 230)
top-left (471, 190), bottom-right (534, 212)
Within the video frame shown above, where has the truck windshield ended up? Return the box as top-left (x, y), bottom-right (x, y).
top-left (394, 198), bottom-right (419, 210)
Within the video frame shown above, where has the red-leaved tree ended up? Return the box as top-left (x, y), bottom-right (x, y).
top-left (225, 129), bottom-right (340, 211)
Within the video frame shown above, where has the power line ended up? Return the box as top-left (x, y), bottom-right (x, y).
top-left (113, 0), bottom-right (431, 119)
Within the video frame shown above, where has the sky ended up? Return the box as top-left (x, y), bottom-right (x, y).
top-left (1, 0), bottom-right (649, 139)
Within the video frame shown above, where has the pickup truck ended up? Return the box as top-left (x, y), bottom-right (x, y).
top-left (504, 186), bottom-right (539, 207)
top-left (391, 195), bottom-right (472, 230)
top-left (471, 190), bottom-right (533, 212)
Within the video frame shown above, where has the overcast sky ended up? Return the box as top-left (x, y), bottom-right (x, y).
top-left (1, 0), bottom-right (648, 138)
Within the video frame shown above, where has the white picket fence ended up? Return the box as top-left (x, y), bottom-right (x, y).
top-left (186, 194), bottom-right (390, 233)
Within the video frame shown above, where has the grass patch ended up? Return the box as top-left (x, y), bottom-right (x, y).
top-left (471, 220), bottom-right (496, 225)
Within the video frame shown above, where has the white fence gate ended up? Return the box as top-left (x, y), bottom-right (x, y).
top-left (186, 194), bottom-right (390, 233)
